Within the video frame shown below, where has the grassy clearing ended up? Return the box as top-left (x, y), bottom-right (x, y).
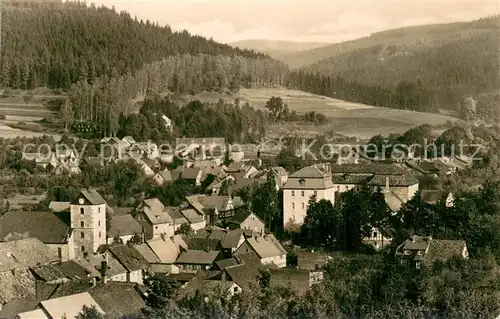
top-left (184, 87), bottom-right (457, 139)
top-left (0, 123), bottom-right (60, 140)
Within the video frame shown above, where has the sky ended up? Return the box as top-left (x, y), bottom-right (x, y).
top-left (91, 0), bottom-right (499, 44)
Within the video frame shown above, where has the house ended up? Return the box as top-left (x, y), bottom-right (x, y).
top-left (282, 164), bottom-right (335, 229)
top-left (55, 162), bottom-right (82, 176)
top-left (0, 238), bottom-right (58, 309)
top-left (330, 163), bottom-right (419, 212)
top-left (269, 268), bottom-right (323, 296)
top-left (135, 159), bottom-right (155, 177)
top-left (179, 167), bottom-right (204, 186)
top-left (221, 252), bottom-right (267, 290)
top-left (18, 292), bottom-right (104, 319)
top-left (179, 208), bottom-right (206, 231)
top-left (129, 142), bottom-right (159, 160)
top-left (122, 136), bottom-right (136, 147)
top-left (395, 235), bottom-right (469, 268)
top-left (175, 138), bottom-right (226, 160)
top-left (153, 170), bottom-right (173, 186)
top-left (55, 148), bottom-right (79, 166)
top-left (185, 195), bottom-right (245, 224)
top-left (362, 227), bottom-right (394, 251)
top-left (271, 167), bottom-right (288, 188)
top-left (224, 162), bottom-right (258, 179)
top-left (220, 229), bottom-right (246, 254)
top-left (175, 250), bottom-right (224, 273)
top-left (165, 208), bottom-right (189, 231)
top-left (134, 236), bottom-right (185, 274)
top-left (421, 190), bottom-right (454, 207)
top-left (161, 114), bottom-right (173, 132)
top-left (233, 234), bottom-right (287, 268)
top-left (135, 198), bottom-right (174, 240)
top-left (177, 278), bottom-right (242, 300)
top-left (106, 244), bottom-right (149, 285)
top-left (297, 251), bottom-right (331, 270)
top-left (0, 211), bottom-right (74, 261)
top-left (106, 215), bottom-right (143, 244)
top-left (88, 252), bottom-right (128, 283)
top-left (70, 189), bottom-right (107, 258)
top-left (227, 210), bottom-right (265, 235)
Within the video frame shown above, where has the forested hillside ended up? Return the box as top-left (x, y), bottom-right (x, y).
top-left (0, 0), bottom-right (273, 90)
top-left (289, 16), bottom-right (500, 117)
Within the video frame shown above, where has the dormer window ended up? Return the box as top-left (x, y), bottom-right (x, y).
top-left (417, 250), bottom-right (424, 256)
top-left (298, 178), bottom-right (305, 185)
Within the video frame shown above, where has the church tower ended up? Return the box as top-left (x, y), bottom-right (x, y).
top-left (70, 189), bottom-right (107, 257)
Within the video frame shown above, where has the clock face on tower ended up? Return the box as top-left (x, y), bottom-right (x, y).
top-left (79, 198), bottom-right (84, 204)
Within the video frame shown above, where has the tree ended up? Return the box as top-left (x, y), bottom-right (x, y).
top-left (175, 223), bottom-right (194, 236)
top-left (144, 274), bottom-right (181, 310)
top-left (59, 100), bottom-right (74, 130)
top-left (127, 232), bottom-right (143, 245)
top-left (251, 170), bottom-right (279, 232)
top-left (76, 305), bottom-right (104, 319)
top-left (265, 96), bottom-right (286, 121)
top-left (301, 198), bottom-right (340, 249)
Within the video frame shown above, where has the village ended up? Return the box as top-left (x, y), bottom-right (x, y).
top-left (0, 132), bottom-right (475, 319)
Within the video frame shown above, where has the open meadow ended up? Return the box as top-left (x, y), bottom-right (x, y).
top-left (0, 89), bottom-right (61, 139)
top-left (185, 87), bottom-right (459, 139)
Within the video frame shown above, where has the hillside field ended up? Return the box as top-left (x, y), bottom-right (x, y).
top-left (182, 87), bottom-right (458, 139)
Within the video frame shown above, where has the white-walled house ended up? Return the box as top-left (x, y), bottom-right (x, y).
top-left (135, 198), bottom-right (174, 240)
top-left (362, 227), bottom-right (394, 250)
top-left (282, 165), bottom-right (335, 229)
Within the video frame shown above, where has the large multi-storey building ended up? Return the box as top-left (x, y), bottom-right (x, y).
top-left (282, 165), bottom-right (335, 229)
top-left (70, 189), bottom-right (107, 257)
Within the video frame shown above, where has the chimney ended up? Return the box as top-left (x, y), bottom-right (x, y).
top-left (100, 253), bottom-right (108, 284)
top-left (410, 235), bottom-right (416, 242)
top-left (91, 277), bottom-right (97, 287)
top-left (385, 177), bottom-right (390, 191)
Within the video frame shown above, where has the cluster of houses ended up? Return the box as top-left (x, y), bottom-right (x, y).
top-left (0, 138), bottom-right (474, 318)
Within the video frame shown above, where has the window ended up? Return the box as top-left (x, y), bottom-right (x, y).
top-left (98, 207), bottom-right (101, 214)
top-left (98, 221), bottom-right (100, 227)
top-left (302, 202), bottom-right (305, 209)
top-left (313, 191), bottom-right (317, 197)
top-left (233, 286), bottom-right (239, 293)
top-left (292, 203), bottom-right (295, 210)
top-left (99, 232), bottom-right (101, 238)
top-left (301, 191), bottom-right (305, 197)
top-left (80, 246), bottom-right (85, 252)
top-left (291, 191), bottom-right (295, 196)
top-left (80, 221), bottom-right (85, 227)
top-left (373, 232), bottom-right (378, 238)
top-left (155, 226), bottom-right (158, 229)
top-left (80, 232), bottom-right (84, 239)
top-left (80, 208), bottom-right (84, 215)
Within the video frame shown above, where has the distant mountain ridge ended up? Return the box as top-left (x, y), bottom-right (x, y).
top-left (230, 39), bottom-right (329, 57)
top-left (277, 17), bottom-right (499, 69)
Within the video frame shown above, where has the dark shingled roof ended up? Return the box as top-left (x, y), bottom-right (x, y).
top-left (424, 239), bottom-right (467, 264)
top-left (330, 163), bottom-right (407, 175)
top-left (108, 244), bottom-right (149, 272)
top-left (108, 215), bottom-right (143, 238)
top-left (31, 264), bottom-right (67, 282)
top-left (78, 189), bottom-right (106, 205)
top-left (0, 211), bottom-right (71, 244)
top-left (367, 174), bottom-right (419, 187)
top-left (223, 254), bottom-right (265, 291)
top-left (175, 250), bottom-right (221, 265)
top-left (215, 258), bottom-right (239, 270)
top-left (0, 296), bottom-right (40, 319)
top-left (187, 237), bottom-right (222, 251)
top-left (88, 282), bottom-right (146, 319)
top-left (58, 260), bottom-right (96, 280)
top-left (420, 190), bottom-right (446, 204)
top-left (221, 229), bottom-right (244, 249)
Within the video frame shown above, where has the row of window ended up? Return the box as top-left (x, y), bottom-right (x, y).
top-left (80, 207), bottom-right (103, 215)
top-left (79, 220), bottom-right (101, 227)
top-left (291, 202), bottom-right (308, 210)
top-left (80, 231), bottom-right (102, 239)
top-left (291, 190), bottom-right (317, 197)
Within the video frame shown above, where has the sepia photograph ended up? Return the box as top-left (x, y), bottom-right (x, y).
top-left (0, 0), bottom-right (499, 318)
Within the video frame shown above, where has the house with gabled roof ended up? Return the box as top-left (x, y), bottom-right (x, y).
top-left (153, 169), bottom-right (173, 186)
top-left (134, 236), bottom-right (186, 274)
top-left (106, 215), bottom-right (143, 245)
top-left (185, 195), bottom-right (245, 225)
top-left (233, 234), bottom-right (287, 268)
top-left (175, 250), bottom-right (224, 273)
top-left (395, 235), bottom-right (468, 269)
top-left (0, 210), bottom-right (74, 261)
top-left (282, 164), bottom-right (335, 229)
top-left (227, 210), bottom-right (265, 235)
top-left (135, 198), bottom-right (174, 240)
top-left (362, 227), bottom-right (394, 251)
top-left (224, 162), bottom-right (258, 179)
top-left (105, 244), bottom-right (149, 285)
